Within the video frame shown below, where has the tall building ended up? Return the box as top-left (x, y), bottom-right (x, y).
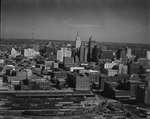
top-left (121, 49), bottom-right (126, 64)
top-left (127, 63), bottom-right (140, 76)
top-left (137, 85), bottom-right (150, 104)
top-left (68, 73), bottom-right (90, 91)
top-left (126, 80), bottom-right (145, 98)
top-left (92, 45), bottom-right (99, 62)
top-left (146, 51), bottom-right (150, 60)
top-left (84, 47), bottom-right (88, 61)
top-left (23, 48), bottom-right (39, 57)
top-left (126, 47), bottom-right (132, 58)
top-left (88, 36), bottom-right (97, 61)
top-left (116, 48), bottom-right (122, 59)
top-left (45, 41), bottom-right (53, 55)
top-left (56, 48), bottom-right (72, 62)
top-left (75, 33), bottom-right (81, 48)
top-left (80, 46), bottom-right (84, 61)
top-left (79, 46), bottom-right (88, 62)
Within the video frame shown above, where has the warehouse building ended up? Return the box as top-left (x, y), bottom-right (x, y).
top-left (126, 80), bottom-right (145, 98)
top-left (67, 73), bottom-right (90, 91)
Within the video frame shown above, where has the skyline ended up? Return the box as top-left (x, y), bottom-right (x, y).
top-left (1, 0), bottom-right (150, 44)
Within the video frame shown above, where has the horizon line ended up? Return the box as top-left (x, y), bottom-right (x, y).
top-left (0, 38), bottom-right (149, 45)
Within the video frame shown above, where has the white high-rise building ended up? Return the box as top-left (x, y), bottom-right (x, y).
top-left (57, 50), bottom-right (63, 62)
top-left (11, 48), bottom-right (17, 57)
top-left (75, 33), bottom-right (81, 48)
top-left (126, 47), bottom-right (132, 58)
top-left (57, 48), bottom-right (72, 62)
top-left (24, 48), bottom-right (39, 57)
top-left (11, 48), bottom-right (21, 57)
top-left (147, 51), bottom-right (150, 60)
top-left (24, 49), bottom-right (29, 57)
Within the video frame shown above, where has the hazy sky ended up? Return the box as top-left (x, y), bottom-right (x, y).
top-left (1, 0), bottom-right (150, 44)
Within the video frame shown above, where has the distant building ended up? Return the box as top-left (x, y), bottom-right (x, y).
top-left (120, 49), bottom-right (127, 64)
top-left (126, 47), bottom-right (132, 58)
top-left (92, 45), bottom-right (99, 62)
top-left (116, 48), bottom-right (122, 59)
top-left (56, 48), bottom-right (72, 62)
top-left (74, 55), bottom-right (79, 64)
top-left (100, 50), bottom-right (113, 60)
top-left (106, 69), bottom-right (118, 76)
top-left (147, 51), bottom-right (150, 60)
top-left (88, 36), bottom-right (97, 61)
top-left (137, 85), bottom-right (150, 104)
top-left (127, 63), bottom-right (140, 76)
top-left (99, 75), bottom-right (121, 90)
top-left (118, 64), bottom-right (128, 75)
top-left (11, 48), bottom-right (21, 57)
top-left (126, 80), bottom-right (145, 98)
top-left (45, 61), bottom-right (54, 69)
top-left (138, 58), bottom-right (150, 65)
top-left (23, 48), bottom-right (39, 57)
top-left (79, 45), bottom-right (88, 62)
top-left (75, 33), bottom-right (81, 49)
top-left (85, 71), bottom-right (101, 84)
top-left (63, 57), bottom-right (74, 65)
top-left (67, 73), bottom-right (90, 91)
top-left (45, 42), bottom-right (53, 55)
top-left (33, 43), bottom-right (40, 52)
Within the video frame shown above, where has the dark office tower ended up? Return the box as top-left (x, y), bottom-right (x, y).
top-left (80, 46), bottom-right (85, 61)
top-left (116, 48), bottom-right (122, 59)
top-left (88, 36), bottom-right (97, 61)
top-left (45, 41), bottom-right (53, 55)
top-left (128, 63), bottom-right (141, 76)
top-left (121, 49), bottom-right (127, 64)
top-left (80, 46), bottom-right (88, 62)
top-left (84, 47), bottom-right (88, 61)
top-left (92, 45), bottom-right (99, 62)
top-left (126, 80), bottom-right (145, 98)
top-left (137, 86), bottom-right (150, 104)
top-left (100, 50), bottom-right (113, 59)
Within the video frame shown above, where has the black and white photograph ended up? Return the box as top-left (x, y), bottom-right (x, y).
top-left (0, 0), bottom-right (150, 119)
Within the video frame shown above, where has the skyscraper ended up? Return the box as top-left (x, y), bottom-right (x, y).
top-left (84, 47), bottom-right (88, 61)
top-left (126, 47), bottom-right (132, 58)
top-left (79, 45), bottom-right (88, 62)
top-left (75, 32), bottom-right (81, 49)
top-left (57, 48), bottom-right (72, 62)
top-left (45, 41), bottom-right (53, 55)
top-left (88, 36), bottom-right (97, 61)
top-left (92, 45), bottom-right (99, 62)
top-left (80, 46), bottom-right (85, 61)
top-left (121, 49), bottom-right (127, 64)
top-left (116, 48), bottom-right (122, 59)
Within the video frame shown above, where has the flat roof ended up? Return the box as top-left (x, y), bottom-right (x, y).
top-left (128, 80), bottom-right (144, 84)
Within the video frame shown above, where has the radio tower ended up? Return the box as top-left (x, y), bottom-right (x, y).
top-left (0, 18), bottom-right (2, 49)
top-left (32, 20), bottom-right (35, 44)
